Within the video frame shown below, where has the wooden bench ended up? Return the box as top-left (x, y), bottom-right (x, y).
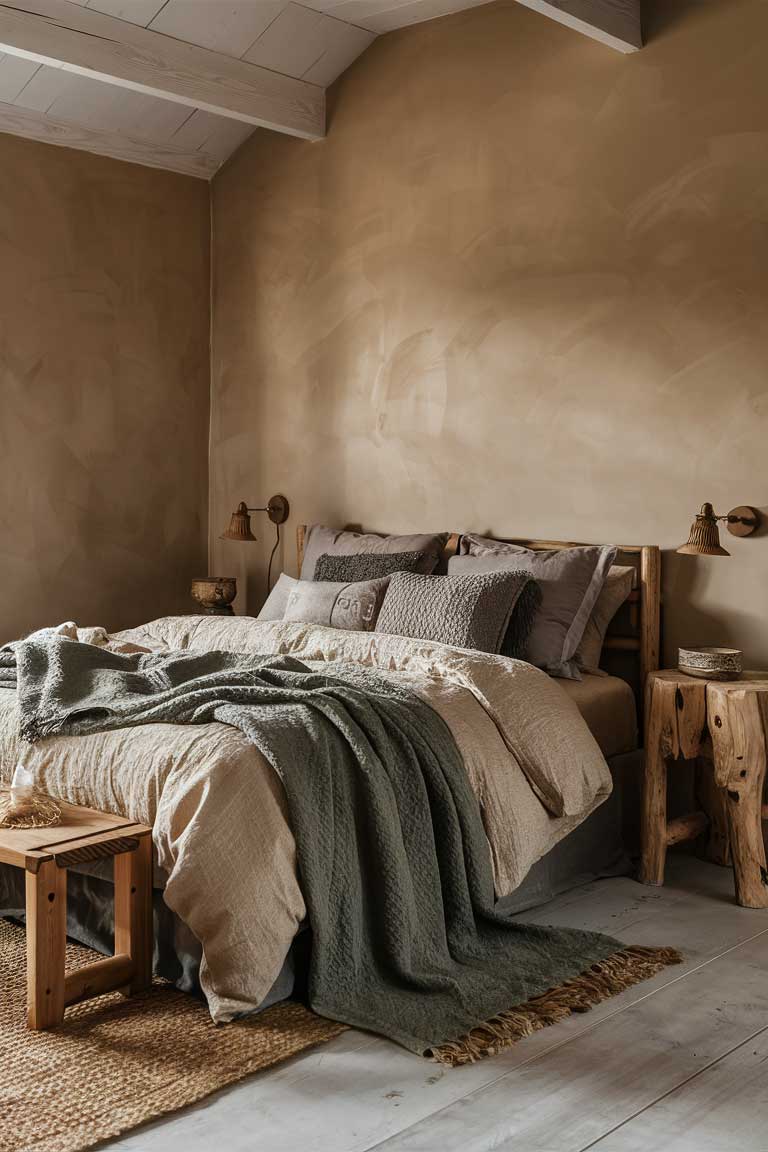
top-left (0, 799), bottom-right (153, 1028)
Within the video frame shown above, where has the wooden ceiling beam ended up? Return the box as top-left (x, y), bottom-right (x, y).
top-left (0, 100), bottom-right (219, 177)
top-left (0, 0), bottom-right (325, 140)
top-left (515, 0), bottom-right (642, 53)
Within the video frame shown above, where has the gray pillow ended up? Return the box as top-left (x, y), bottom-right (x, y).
top-left (376, 570), bottom-right (537, 655)
top-left (452, 535), bottom-right (617, 678)
top-left (283, 576), bottom-right (391, 632)
top-left (314, 550), bottom-right (426, 583)
top-left (576, 564), bottom-right (635, 673)
top-left (300, 525), bottom-right (449, 580)
top-left (256, 572), bottom-right (296, 621)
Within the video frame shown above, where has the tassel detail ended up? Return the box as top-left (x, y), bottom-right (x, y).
top-left (430, 946), bottom-right (683, 1066)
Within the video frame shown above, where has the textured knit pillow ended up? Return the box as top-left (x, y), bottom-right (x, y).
top-left (452, 536), bottom-right (617, 679)
top-left (575, 565), bottom-right (635, 673)
top-left (314, 550), bottom-right (426, 583)
top-left (300, 525), bottom-right (448, 580)
top-left (376, 570), bottom-right (537, 655)
top-left (282, 576), bottom-right (391, 632)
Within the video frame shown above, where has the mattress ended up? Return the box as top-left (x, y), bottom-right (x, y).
top-left (558, 673), bottom-right (638, 759)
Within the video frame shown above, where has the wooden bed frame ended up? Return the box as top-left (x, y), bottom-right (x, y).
top-left (296, 526), bottom-right (661, 723)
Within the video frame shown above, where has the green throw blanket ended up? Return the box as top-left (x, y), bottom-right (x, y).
top-left (9, 637), bottom-right (679, 1062)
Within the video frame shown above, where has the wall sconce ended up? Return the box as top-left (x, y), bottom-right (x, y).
top-left (677, 503), bottom-right (761, 557)
top-left (221, 495), bottom-right (290, 589)
top-left (221, 496), bottom-right (290, 541)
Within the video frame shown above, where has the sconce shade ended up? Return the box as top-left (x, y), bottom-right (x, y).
top-left (677, 503), bottom-right (730, 556)
top-left (221, 502), bottom-right (257, 542)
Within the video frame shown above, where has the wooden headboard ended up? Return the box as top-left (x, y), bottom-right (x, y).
top-left (296, 526), bottom-right (661, 718)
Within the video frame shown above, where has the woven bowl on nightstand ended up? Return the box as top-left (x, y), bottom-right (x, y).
top-left (678, 646), bottom-right (743, 680)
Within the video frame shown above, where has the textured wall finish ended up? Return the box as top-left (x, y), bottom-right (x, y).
top-left (211, 0), bottom-right (768, 666)
top-left (0, 134), bottom-right (210, 641)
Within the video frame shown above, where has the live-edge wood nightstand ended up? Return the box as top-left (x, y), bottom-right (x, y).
top-left (641, 670), bottom-right (768, 908)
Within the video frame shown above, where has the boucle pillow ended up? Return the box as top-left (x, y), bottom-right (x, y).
top-left (452, 536), bottom-right (617, 678)
top-left (300, 525), bottom-right (448, 580)
top-left (375, 570), bottom-right (537, 655)
top-left (576, 565), bottom-right (635, 673)
top-left (314, 550), bottom-right (426, 583)
top-left (283, 576), bottom-right (391, 632)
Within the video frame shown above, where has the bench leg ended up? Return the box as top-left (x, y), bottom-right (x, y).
top-left (114, 835), bottom-right (152, 994)
top-left (26, 860), bottom-right (66, 1029)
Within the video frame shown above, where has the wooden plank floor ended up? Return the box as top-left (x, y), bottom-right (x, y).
top-left (105, 855), bottom-right (768, 1152)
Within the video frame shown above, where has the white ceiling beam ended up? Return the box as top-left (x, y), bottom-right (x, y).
top-left (0, 99), bottom-right (219, 177)
top-left (515, 0), bottom-right (642, 53)
top-left (0, 0), bottom-right (325, 139)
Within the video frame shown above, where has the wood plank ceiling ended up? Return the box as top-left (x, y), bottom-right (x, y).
top-left (0, 0), bottom-right (641, 179)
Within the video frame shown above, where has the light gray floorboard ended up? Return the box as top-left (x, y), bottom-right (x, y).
top-left (102, 856), bottom-right (768, 1152)
top-left (378, 933), bottom-right (768, 1151)
top-left (585, 1026), bottom-right (768, 1152)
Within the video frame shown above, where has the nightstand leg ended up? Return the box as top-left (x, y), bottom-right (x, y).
top-left (696, 753), bottom-right (732, 867)
top-left (710, 686), bottom-right (768, 909)
top-left (641, 741), bottom-right (668, 885)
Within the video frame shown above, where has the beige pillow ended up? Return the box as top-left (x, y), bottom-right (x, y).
top-left (282, 576), bottom-right (391, 632)
top-left (575, 565), bottom-right (635, 673)
top-left (256, 572), bottom-right (296, 621)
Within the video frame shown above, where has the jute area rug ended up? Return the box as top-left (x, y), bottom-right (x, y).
top-left (0, 919), bottom-right (346, 1152)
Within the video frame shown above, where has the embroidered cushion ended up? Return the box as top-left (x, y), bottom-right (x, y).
top-left (282, 576), bottom-right (391, 632)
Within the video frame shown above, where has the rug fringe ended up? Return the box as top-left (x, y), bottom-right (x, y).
top-left (430, 946), bottom-right (683, 1067)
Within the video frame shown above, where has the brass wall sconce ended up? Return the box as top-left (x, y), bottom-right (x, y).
top-left (677, 503), bottom-right (761, 557)
top-left (221, 495), bottom-right (290, 590)
top-left (221, 495), bottom-right (290, 541)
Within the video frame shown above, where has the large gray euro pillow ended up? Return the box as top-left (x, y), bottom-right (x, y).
top-left (452, 535), bottom-right (617, 678)
top-left (300, 525), bottom-right (449, 580)
top-left (375, 569), bottom-right (537, 655)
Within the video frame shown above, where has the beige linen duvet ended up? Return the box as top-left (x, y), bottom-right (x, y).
top-left (0, 616), bottom-right (611, 1023)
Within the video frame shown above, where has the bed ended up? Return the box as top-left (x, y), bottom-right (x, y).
top-left (0, 527), bottom-right (661, 1020)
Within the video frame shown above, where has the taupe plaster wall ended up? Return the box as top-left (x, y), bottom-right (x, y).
top-left (0, 135), bottom-right (210, 641)
top-left (211, 0), bottom-right (768, 665)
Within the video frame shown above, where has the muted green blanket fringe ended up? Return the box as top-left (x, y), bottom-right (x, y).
top-left (431, 946), bottom-right (683, 1065)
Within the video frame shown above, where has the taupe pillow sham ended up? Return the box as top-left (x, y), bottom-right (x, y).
top-left (452, 535), bottom-right (617, 678)
top-left (300, 525), bottom-right (448, 580)
top-left (575, 564), bottom-right (635, 673)
top-left (376, 569), bottom-right (537, 655)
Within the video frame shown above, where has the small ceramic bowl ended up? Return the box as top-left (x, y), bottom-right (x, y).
top-left (678, 646), bottom-right (743, 681)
